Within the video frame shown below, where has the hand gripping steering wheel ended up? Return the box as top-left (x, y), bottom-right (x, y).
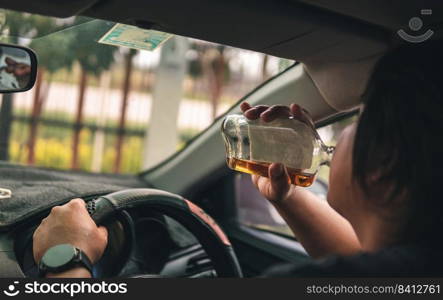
top-left (86, 188), bottom-right (243, 277)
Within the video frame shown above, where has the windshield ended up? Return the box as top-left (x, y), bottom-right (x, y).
top-left (0, 9), bottom-right (293, 174)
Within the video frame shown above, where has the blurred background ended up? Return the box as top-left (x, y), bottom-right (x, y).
top-left (0, 10), bottom-right (294, 174)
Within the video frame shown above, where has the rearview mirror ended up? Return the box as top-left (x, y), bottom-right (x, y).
top-left (0, 44), bottom-right (37, 93)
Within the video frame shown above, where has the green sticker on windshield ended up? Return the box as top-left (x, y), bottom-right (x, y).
top-left (98, 23), bottom-right (172, 51)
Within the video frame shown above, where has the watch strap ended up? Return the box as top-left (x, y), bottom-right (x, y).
top-left (74, 248), bottom-right (94, 275)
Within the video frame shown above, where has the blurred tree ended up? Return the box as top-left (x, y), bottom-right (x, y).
top-left (204, 45), bottom-right (229, 119)
top-left (28, 31), bottom-right (77, 164)
top-left (0, 12), bottom-right (117, 169)
top-left (188, 44), bottom-right (203, 78)
top-left (0, 11), bottom-right (30, 161)
top-left (187, 42), bottom-right (203, 97)
top-left (190, 42), bottom-right (230, 120)
top-left (0, 12), bottom-right (116, 166)
top-left (67, 18), bottom-right (117, 170)
top-left (0, 11), bottom-right (69, 162)
top-left (70, 19), bottom-right (116, 76)
top-left (0, 94), bottom-right (13, 160)
top-left (114, 49), bottom-right (136, 173)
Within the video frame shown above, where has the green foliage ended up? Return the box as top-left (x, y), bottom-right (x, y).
top-left (1, 10), bottom-right (76, 72)
top-left (1, 11), bottom-right (117, 76)
top-left (187, 42), bottom-right (231, 83)
top-left (188, 43), bottom-right (203, 78)
top-left (30, 32), bottom-right (77, 74)
top-left (68, 18), bottom-right (117, 76)
top-left (1, 10), bottom-right (46, 41)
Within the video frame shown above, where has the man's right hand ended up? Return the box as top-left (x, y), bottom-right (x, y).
top-left (240, 102), bottom-right (311, 204)
top-left (33, 198), bottom-right (108, 277)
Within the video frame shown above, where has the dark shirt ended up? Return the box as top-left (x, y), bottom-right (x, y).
top-left (265, 244), bottom-right (443, 277)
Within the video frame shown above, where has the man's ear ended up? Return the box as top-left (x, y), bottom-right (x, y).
top-left (5, 57), bottom-right (17, 65)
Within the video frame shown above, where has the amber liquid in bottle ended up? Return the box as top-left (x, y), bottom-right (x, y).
top-left (227, 157), bottom-right (315, 187)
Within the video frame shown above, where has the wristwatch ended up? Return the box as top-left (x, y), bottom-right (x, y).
top-left (38, 244), bottom-right (93, 277)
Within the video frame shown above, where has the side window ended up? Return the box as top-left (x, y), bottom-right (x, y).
top-left (234, 114), bottom-right (357, 238)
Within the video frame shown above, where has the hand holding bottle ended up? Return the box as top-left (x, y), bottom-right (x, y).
top-left (237, 102), bottom-right (361, 259)
top-left (239, 102), bottom-right (311, 203)
top-left (222, 101), bottom-right (334, 200)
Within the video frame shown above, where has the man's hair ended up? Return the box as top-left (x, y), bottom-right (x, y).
top-left (353, 40), bottom-right (443, 245)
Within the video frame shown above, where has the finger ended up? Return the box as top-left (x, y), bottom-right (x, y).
top-left (32, 225), bottom-right (41, 240)
top-left (269, 163), bottom-right (290, 201)
top-left (290, 103), bottom-right (307, 122)
top-left (50, 205), bottom-right (63, 214)
top-left (69, 198), bottom-right (85, 205)
top-left (290, 103), bottom-right (315, 129)
top-left (251, 174), bottom-right (260, 187)
top-left (255, 175), bottom-right (272, 197)
top-left (260, 105), bottom-right (291, 122)
top-left (68, 198), bottom-right (86, 210)
top-left (244, 105), bottom-right (269, 120)
top-left (240, 102), bottom-right (251, 112)
top-left (290, 103), bottom-right (302, 116)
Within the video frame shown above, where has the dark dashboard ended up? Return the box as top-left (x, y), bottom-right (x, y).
top-left (1, 163), bottom-right (239, 278)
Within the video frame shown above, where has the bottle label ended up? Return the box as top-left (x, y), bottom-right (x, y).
top-left (248, 119), bottom-right (314, 169)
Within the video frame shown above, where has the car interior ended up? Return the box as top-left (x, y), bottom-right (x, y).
top-left (0, 0), bottom-right (442, 278)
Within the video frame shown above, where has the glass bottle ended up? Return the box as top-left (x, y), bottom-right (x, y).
top-left (221, 114), bottom-right (334, 187)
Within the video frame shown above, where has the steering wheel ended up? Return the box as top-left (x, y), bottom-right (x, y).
top-left (85, 188), bottom-right (243, 278)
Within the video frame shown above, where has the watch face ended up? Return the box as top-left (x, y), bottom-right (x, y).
top-left (41, 244), bottom-right (77, 268)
